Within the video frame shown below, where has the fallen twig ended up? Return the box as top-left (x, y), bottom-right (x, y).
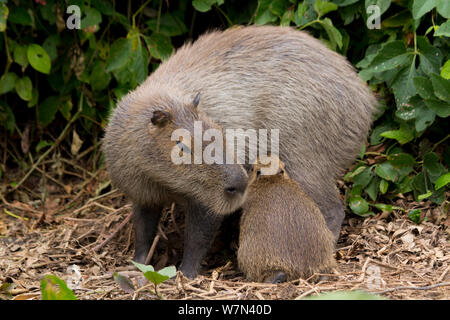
top-left (376, 282), bottom-right (450, 294)
top-left (92, 211), bottom-right (133, 252)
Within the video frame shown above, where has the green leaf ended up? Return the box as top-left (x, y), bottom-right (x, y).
top-left (365, 177), bottom-right (380, 201)
top-left (192, 0), bottom-right (224, 12)
top-left (391, 61), bottom-right (418, 108)
top-left (388, 153), bottom-right (415, 176)
top-left (81, 7), bottom-right (102, 29)
top-left (92, 0), bottom-right (114, 16)
top-left (15, 76), bottom-right (32, 101)
top-left (43, 34), bottom-right (61, 61)
top-left (375, 162), bottom-right (398, 182)
top-left (0, 101), bottom-right (15, 133)
top-left (41, 275), bottom-right (77, 300)
top-left (353, 167), bottom-right (373, 189)
top-left (280, 9), bottom-right (294, 26)
top-left (0, 4), bottom-right (8, 32)
top-left (113, 272), bottom-right (135, 294)
top-left (345, 165), bottom-right (367, 181)
top-left (255, 0), bottom-right (278, 25)
top-left (412, 0), bottom-right (436, 19)
top-left (379, 179), bottom-right (389, 194)
top-left (27, 44), bottom-right (51, 74)
top-left (417, 36), bottom-right (443, 76)
top-left (38, 96), bottom-right (59, 127)
top-left (423, 152), bottom-right (446, 177)
top-left (59, 100), bottom-right (73, 120)
top-left (396, 175), bottom-right (413, 194)
top-left (441, 60), bottom-right (450, 79)
top-left (365, 0), bottom-right (392, 16)
top-left (13, 44), bottom-right (28, 70)
top-left (435, 20), bottom-right (450, 37)
top-left (380, 124), bottom-right (414, 145)
top-left (436, 0), bottom-right (450, 18)
top-left (381, 10), bottom-right (411, 28)
top-left (144, 34), bottom-right (173, 61)
top-left (413, 76), bottom-right (435, 100)
top-left (270, 0), bottom-right (290, 17)
top-left (127, 40), bottom-right (149, 86)
top-left (408, 209), bottom-right (422, 224)
top-left (372, 203), bottom-right (402, 212)
top-left (314, 0), bottom-right (338, 17)
top-left (333, 0), bottom-right (359, 6)
top-left (430, 73), bottom-right (450, 102)
top-left (366, 41), bottom-right (410, 73)
top-left (370, 122), bottom-right (395, 145)
top-left (90, 61), bottom-right (111, 91)
top-left (143, 271), bottom-right (171, 286)
top-left (131, 261), bottom-right (175, 285)
top-left (146, 13), bottom-right (188, 37)
top-left (417, 191), bottom-right (433, 200)
top-left (105, 38), bottom-right (132, 72)
top-left (131, 261), bottom-right (155, 274)
top-left (8, 6), bottom-right (32, 26)
top-left (424, 99), bottom-right (450, 118)
top-left (36, 140), bottom-right (53, 153)
top-left (395, 103), bottom-right (415, 121)
top-left (349, 195), bottom-right (369, 216)
top-left (28, 88), bottom-right (39, 108)
top-left (157, 266), bottom-right (177, 279)
top-left (435, 172), bottom-right (450, 189)
top-left (318, 18), bottom-right (343, 49)
top-left (0, 72), bottom-right (18, 95)
top-left (414, 99), bottom-right (436, 132)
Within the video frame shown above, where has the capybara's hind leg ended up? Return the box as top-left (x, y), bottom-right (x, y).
top-left (180, 200), bottom-right (224, 279)
top-left (132, 204), bottom-right (162, 264)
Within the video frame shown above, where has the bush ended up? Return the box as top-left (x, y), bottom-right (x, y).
top-left (0, 0), bottom-right (448, 214)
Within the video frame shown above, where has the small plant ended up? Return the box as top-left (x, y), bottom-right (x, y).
top-left (40, 275), bottom-right (77, 300)
top-left (113, 261), bottom-right (177, 299)
top-left (408, 208), bottom-right (426, 224)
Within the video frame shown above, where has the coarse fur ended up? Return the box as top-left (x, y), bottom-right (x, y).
top-left (103, 25), bottom-right (377, 277)
top-left (238, 160), bottom-right (335, 282)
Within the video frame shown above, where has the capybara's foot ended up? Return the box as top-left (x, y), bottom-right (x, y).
top-left (263, 271), bottom-right (287, 284)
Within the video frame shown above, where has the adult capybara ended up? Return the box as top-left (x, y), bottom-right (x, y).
top-left (103, 25), bottom-right (376, 278)
top-left (238, 158), bottom-right (335, 283)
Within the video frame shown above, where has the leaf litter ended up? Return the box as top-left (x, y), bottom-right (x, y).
top-left (0, 163), bottom-right (449, 300)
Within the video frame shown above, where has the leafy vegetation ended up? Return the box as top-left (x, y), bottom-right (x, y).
top-left (40, 274), bottom-right (77, 300)
top-left (0, 0), bottom-right (448, 218)
top-left (113, 261), bottom-right (176, 299)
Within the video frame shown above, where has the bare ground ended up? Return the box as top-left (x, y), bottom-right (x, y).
top-left (0, 165), bottom-right (449, 300)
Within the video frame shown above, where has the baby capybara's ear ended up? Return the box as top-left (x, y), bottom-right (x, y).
top-left (151, 110), bottom-right (171, 127)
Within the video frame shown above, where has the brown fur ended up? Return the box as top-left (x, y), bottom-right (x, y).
top-left (103, 90), bottom-right (249, 215)
top-left (103, 25), bottom-right (377, 276)
top-left (238, 160), bottom-right (335, 282)
top-left (110, 25), bottom-right (377, 238)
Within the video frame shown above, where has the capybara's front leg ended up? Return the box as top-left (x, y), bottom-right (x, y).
top-left (180, 201), bottom-right (224, 279)
top-left (132, 204), bottom-right (162, 264)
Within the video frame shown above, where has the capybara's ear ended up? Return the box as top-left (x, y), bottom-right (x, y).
top-left (193, 92), bottom-right (200, 108)
top-left (151, 110), bottom-right (171, 127)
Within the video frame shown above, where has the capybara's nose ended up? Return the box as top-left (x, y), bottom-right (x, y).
top-left (224, 174), bottom-right (248, 196)
top-left (225, 181), bottom-right (247, 196)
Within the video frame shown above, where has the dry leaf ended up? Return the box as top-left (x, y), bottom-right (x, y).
top-left (71, 129), bottom-right (83, 155)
